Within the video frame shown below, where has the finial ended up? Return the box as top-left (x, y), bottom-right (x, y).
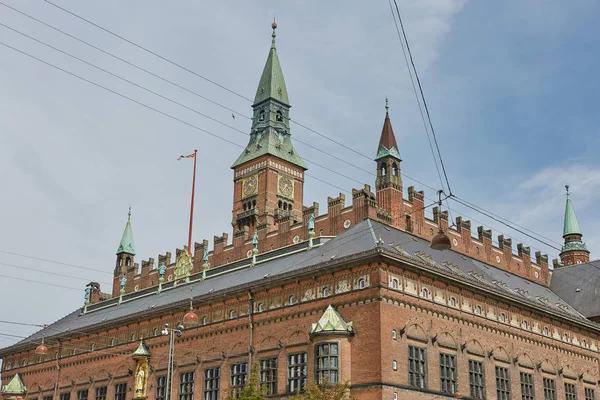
top-left (385, 96), bottom-right (389, 113)
top-left (565, 184), bottom-right (570, 197)
top-left (128, 206), bottom-right (131, 220)
top-left (271, 18), bottom-right (277, 48)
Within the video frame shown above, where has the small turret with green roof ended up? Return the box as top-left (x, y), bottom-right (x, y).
top-left (114, 207), bottom-right (136, 277)
top-left (559, 184), bottom-right (590, 266)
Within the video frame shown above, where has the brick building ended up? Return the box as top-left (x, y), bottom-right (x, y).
top-left (2, 22), bottom-right (600, 400)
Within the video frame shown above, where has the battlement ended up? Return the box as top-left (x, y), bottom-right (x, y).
top-left (108, 182), bottom-right (551, 299)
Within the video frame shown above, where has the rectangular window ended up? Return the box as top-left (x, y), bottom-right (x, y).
top-left (585, 387), bottom-right (596, 400)
top-left (180, 372), bottom-right (195, 400)
top-left (231, 362), bottom-right (248, 398)
top-left (95, 387), bottom-right (107, 400)
top-left (543, 377), bottom-right (556, 400)
top-left (77, 391), bottom-right (88, 400)
top-left (114, 384), bottom-right (127, 400)
top-left (43, 396), bottom-right (53, 400)
top-left (408, 345), bottom-right (427, 389)
top-left (520, 372), bottom-right (535, 400)
top-left (565, 382), bottom-right (577, 400)
top-left (469, 359), bottom-right (485, 399)
top-left (495, 366), bottom-right (511, 400)
top-left (288, 352), bottom-right (308, 393)
top-left (260, 358), bottom-right (278, 395)
top-left (439, 353), bottom-right (457, 394)
top-left (204, 367), bottom-right (220, 400)
top-left (60, 394), bottom-right (70, 400)
top-left (156, 376), bottom-right (167, 400)
top-left (316, 343), bottom-right (339, 384)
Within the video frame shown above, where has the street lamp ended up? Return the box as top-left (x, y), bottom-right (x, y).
top-left (162, 302), bottom-right (198, 400)
top-left (35, 324), bottom-right (48, 356)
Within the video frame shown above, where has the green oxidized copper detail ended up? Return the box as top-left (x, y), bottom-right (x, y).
top-left (563, 184), bottom-right (583, 237)
top-left (1, 373), bottom-right (26, 394)
top-left (561, 240), bottom-right (588, 253)
top-left (375, 145), bottom-right (401, 160)
top-left (116, 207), bottom-right (136, 255)
top-left (310, 305), bottom-right (354, 336)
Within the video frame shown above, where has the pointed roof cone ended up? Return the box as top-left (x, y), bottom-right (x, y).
top-left (132, 339), bottom-right (151, 359)
top-left (310, 305), bottom-right (354, 336)
top-left (1, 373), bottom-right (26, 394)
top-left (254, 20), bottom-right (289, 105)
top-left (563, 184), bottom-right (583, 237)
top-left (116, 207), bottom-right (135, 255)
top-left (375, 98), bottom-right (401, 161)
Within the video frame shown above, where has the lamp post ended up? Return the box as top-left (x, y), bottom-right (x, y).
top-left (162, 300), bottom-right (198, 400)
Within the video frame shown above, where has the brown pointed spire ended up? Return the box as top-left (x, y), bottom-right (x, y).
top-left (375, 98), bottom-right (400, 161)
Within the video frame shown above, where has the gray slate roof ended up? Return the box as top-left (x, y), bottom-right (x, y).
top-left (549, 260), bottom-right (600, 318)
top-left (2, 219), bottom-right (589, 354)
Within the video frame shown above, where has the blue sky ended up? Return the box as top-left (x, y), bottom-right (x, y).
top-left (0, 0), bottom-right (599, 346)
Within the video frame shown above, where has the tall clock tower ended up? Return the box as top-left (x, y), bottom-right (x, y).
top-left (231, 22), bottom-right (307, 234)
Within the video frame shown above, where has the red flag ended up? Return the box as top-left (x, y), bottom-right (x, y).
top-left (177, 153), bottom-right (196, 160)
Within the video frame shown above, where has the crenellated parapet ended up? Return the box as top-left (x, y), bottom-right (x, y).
top-left (109, 182), bottom-right (552, 298)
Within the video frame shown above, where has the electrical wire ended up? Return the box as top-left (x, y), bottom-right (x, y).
top-left (0, 274), bottom-right (81, 291)
top-left (2, 3), bottom-right (567, 259)
top-left (0, 261), bottom-right (111, 286)
top-left (391, 0), bottom-right (453, 197)
top-left (0, 249), bottom-right (110, 274)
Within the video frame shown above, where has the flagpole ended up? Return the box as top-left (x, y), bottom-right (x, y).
top-left (188, 149), bottom-right (198, 256)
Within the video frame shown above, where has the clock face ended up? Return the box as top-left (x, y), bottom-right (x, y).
top-left (278, 176), bottom-right (294, 198)
top-left (242, 175), bottom-right (258, 197)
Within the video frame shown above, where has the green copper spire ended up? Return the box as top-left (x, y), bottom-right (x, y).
top-left (375, 98), bottom-right (401, 161)
top-left (232, 21), bottom-right (306, 170)
top-left (563, 184), bottom-right (583, 237)
top-left (116, 207), bottom-right (135, 255)
top-left (253, 20), bottom-right (289, 105)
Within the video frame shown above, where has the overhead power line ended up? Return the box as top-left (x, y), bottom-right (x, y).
top-left (0, 261), bottom-right (111, 285)
top-left (391, 0), bottom-right (453, 196)
top-left (4, 3), bottom-right (565, 256)
top-left (0, 249), bottom-right (110, 274)
top-left (0, 273), bottom-right (81, 291)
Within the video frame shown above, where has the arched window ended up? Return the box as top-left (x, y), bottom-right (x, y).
top-left (319, 229), bottom-right (324, 236)
top-left (126, 258), bottom-right (131, 267)
top-left (276, 110), bottom-right (283, 121)
top-left (322, 287), bottom-right (330, 297)
top-left (449, 297), bottom-right (457, 307)
top-left (258, 303), bottom-right (265, 312)
top-left (153, 328), bottom-right (159, 336)
top-left (358, 279), bottom-right (365, 289)
top-left (119, 258), bottom-right (123, 267)
top-left (522, 321), bottom-right (529, 330)
top-left (202, 316), bottom-right (207, 325)
top-left (90, 343), bottom-right (95, 351)
top-left (110, 338), bottom-right (116, 346)
top-left (563, 333), bottom-right (569, 342)
top-left (278, 200), bottom-right (282, 209)
top-left (422, 288), bottom-right (429, 299)
top-left (582, 339), bottom-right (588, 348)
top-left (392, 360), bottom-right (397, 370)
top-left (542, 327), bottom-right (549, 336)
top-left (131, 333), bottom-right (136, 341)
top-left (392, 330), bottom-right (397, 340)
top-left (475, 305), bottom-right (483, 315)
top-left (38, 356), bottom-right (44, 363)
top-left (289, 295), bottom-right (296, 305)
top-left (392, 164), bottom-right (398, 176)
top-left (499, 313), bottom-right (506, 323)
top-left (391, 278), bottom-right (399, 289)
top-left (72, 348), bottom-right (78, 355)
top-left (258, 110), bottom-right (265, 121)
top-left (381, 165), bottom-right (387, 176)
top-left (229, 310), bottom-right (235, 319)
